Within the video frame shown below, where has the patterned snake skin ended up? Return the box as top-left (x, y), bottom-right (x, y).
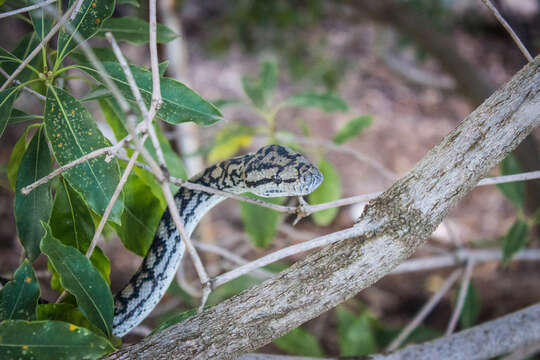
top-left (112, 145), bottom-right (323, 336)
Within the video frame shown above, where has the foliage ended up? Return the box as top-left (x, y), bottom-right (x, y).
top-left (0, 1), bottom-right (220, 356)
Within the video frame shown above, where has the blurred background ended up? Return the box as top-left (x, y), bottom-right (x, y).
top-left (1, 0), bottom-right (539, 356)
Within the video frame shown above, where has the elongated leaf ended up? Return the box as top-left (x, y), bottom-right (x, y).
top-left (44, 86), bottom-right (123, 223)
top-left (0, 87), bottom-right (19, 138)
top-left (0, 260), bottom-right (40, 321)
top-left (459, 283), bottom-right (481, 329)
top-left (280, 92), bottom-right (348, 113)
top-left (115, 174), bottom-right (163, 256)
top-left (49, 178), bottom-right (110, 285)
top-left (241, 60), bottom-right (277, 109)
top-left (9, 109), bottom-right (43, 124)
top-left (208, 124), bottom-right (254, 163)
top-left (7, 125), bottom-right (33, 191)
top-left (0, 33), bottom-right (41, 83)
top-left (274, 327), bottom-right (325, 357)
top-left (240, 194), bottom-right (282, 248)
top-left (118, 0), bottom-right (139, 7)
top-left (497, 155), bottom-right (524, 209)
top-left (337, 307), bottom-right (377, 356)
top-left (0, 320), bottom-right (114, 360)
top-left (37, 303), bottom-right (103, 335)
top-left (333, 115), bottom-right (373, 144)
top-left (56, 0), bottom-right (115, 63)
top-left (15, 126), bottom-right (53, 261)
top-left (80, 61), bottom-right (222, 125)
top-left (97, 17), bottom-right (178, 44)
top-left (41, 225), bottom-right (114, 338)
top-left (29, 0), bottom-right (53, 40)
top-left (502, 220), bottom-right (529, 265)
top-left (308, 158), bottom-right (342, 225)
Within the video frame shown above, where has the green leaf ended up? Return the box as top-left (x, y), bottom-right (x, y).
top-left (146, 124), bottom-right (187, 181)
top-left (496, 155), bottom-right (524, 208)
top-left (118, 0), bottom-right (139, 7)
top-left (333, 115), bottom-right (373, 144)
top-left (44, 86), bottom-right (123, 223)
top-left (96, 17), bottom-right (179, 45)
top-left (0, 320), bottom-right (114, 360)
top-left (458, 283), bottom-right (480, 329)
top-left (0, 260), bottom-right (40, 321)
top-left (308, 158), bottom-right (341, 226)
top-left (79, 61), bottom-right (222, 125)
top-left (9, 109), bottom-right (43, 124)
top-left (0, 87), bottom-right (19, 138)
top-left (15, 126), bottom-right (53, 261)
top-left (337, 307), bottom-right (377, 356)
top-left (49, 178), bottom-right (110, 285)
top-left (7, 125), bottom-right (34, 191)
top-left (150, 308), bottom-right (197, 335)
top-left (208, 125), bottom-right (253, 163)
top-left (241, 60), bottom-right (277, 109)
top-left (274, 327), bottom-right (325, 357)
top-left (502, 220), bottom-right (529, 265)
top-left (0, 33), bottom-right (41, 83)
top-left (29, 0), bottom-right (53, 40)
top-left (211, 99), bottom-right (241, 109)
top-left (40, 225), bottom-right (114, 338)
top-left (280, 92), bottom-right (348, 113)
top-left (115, 174), bottom-right (164, 256)
top-left (240, 193), bottom-right (282, 248)
top-left (159, 60), bottom-right (169, 76)
top-left (36, 303), bottom-right (103, 335)
top-left (56, 0), bottom-right (116, 63)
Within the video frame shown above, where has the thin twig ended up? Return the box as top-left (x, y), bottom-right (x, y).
top-left (386, 269), bottom-right (462, 351)
top-left (0, 67), bottom-right (46, 101)
top-left (87, 148), bottom-right (143, 258)
top-left (0, 0), bottom-right (57, 19)
top-left (106, 33), bottom-right (210, 287)
top-left (274, 133), bottom-right (397, 181)
top-left (480, 0), bottom-right (533, 62)
top-left (446, 258), bottom-right (475, 335)
top-left (0, 0), bottom-right (85, 91)
top-left (20, 124), bottom-right (146, 195)
top-left (394, 248), bottom-right (540, 274)
top-left (145, 0), bottom-right (167, 172)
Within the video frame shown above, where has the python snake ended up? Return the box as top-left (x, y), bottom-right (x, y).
top-left (112, 145), bottom-right (323, 336)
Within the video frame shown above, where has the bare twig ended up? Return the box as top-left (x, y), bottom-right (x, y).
top-left (0, 67), bottom-right (46, 101)
top-left (0, 0), bottom-right (57, 19)
top-left (274, 133), bottom-right (397, 181)
top-left (106, 33), bottom-right (210, 287)
top-left (86, 148), bottom-right (143, 257)
top-left (386, 269), bottom-right (462, 351)
top-left (480, 0), bottom-right (534, 62)
top-left (0, 0), bottom-right (85, 91)
top-left (394, 248), bottom-right (540, 274)
top-left (446, 258), bottom-right (475, 335)
top-left (500, 340), bottom-right (540, 360)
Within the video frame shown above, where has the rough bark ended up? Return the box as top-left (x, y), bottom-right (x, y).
top-left (105, 57), bottom-right (540, 360)
top-left (370, 302), bottom-right (540, 360)
top-left (357, 0), bottom-right (540, 218)
top-left (238, 303), bottom-right (540, 360)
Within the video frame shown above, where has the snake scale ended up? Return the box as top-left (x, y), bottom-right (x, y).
top-left (112, 145), bottom-right (323, 336)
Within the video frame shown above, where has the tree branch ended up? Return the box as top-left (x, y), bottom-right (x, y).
top-left (104, 55), bottom-right (540, 360)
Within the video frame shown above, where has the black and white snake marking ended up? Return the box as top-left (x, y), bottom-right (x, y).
top-left (112, 145), bottom-right (323, 336)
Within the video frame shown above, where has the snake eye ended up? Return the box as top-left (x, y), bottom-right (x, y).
top-left (273, 174), bottom-right (282, 184)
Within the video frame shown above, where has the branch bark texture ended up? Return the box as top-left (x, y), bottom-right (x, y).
top-left (106, 57), bottom-right (540, 360)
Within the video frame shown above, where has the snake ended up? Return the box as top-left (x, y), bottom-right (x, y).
top-left (112, 144), bottom-right (323, 336)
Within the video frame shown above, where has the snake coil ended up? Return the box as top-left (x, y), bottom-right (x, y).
top-left (112, 145), bottom-right (323, 336)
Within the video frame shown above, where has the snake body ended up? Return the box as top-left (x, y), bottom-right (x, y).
top-left (112, 145), bottom-right (323, 336)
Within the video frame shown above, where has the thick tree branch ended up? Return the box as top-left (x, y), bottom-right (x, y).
top-left (105, 54), bottom-right (539, 359)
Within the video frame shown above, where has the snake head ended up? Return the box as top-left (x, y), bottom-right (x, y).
top-left (243, 145), bottom-right (323, 197)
